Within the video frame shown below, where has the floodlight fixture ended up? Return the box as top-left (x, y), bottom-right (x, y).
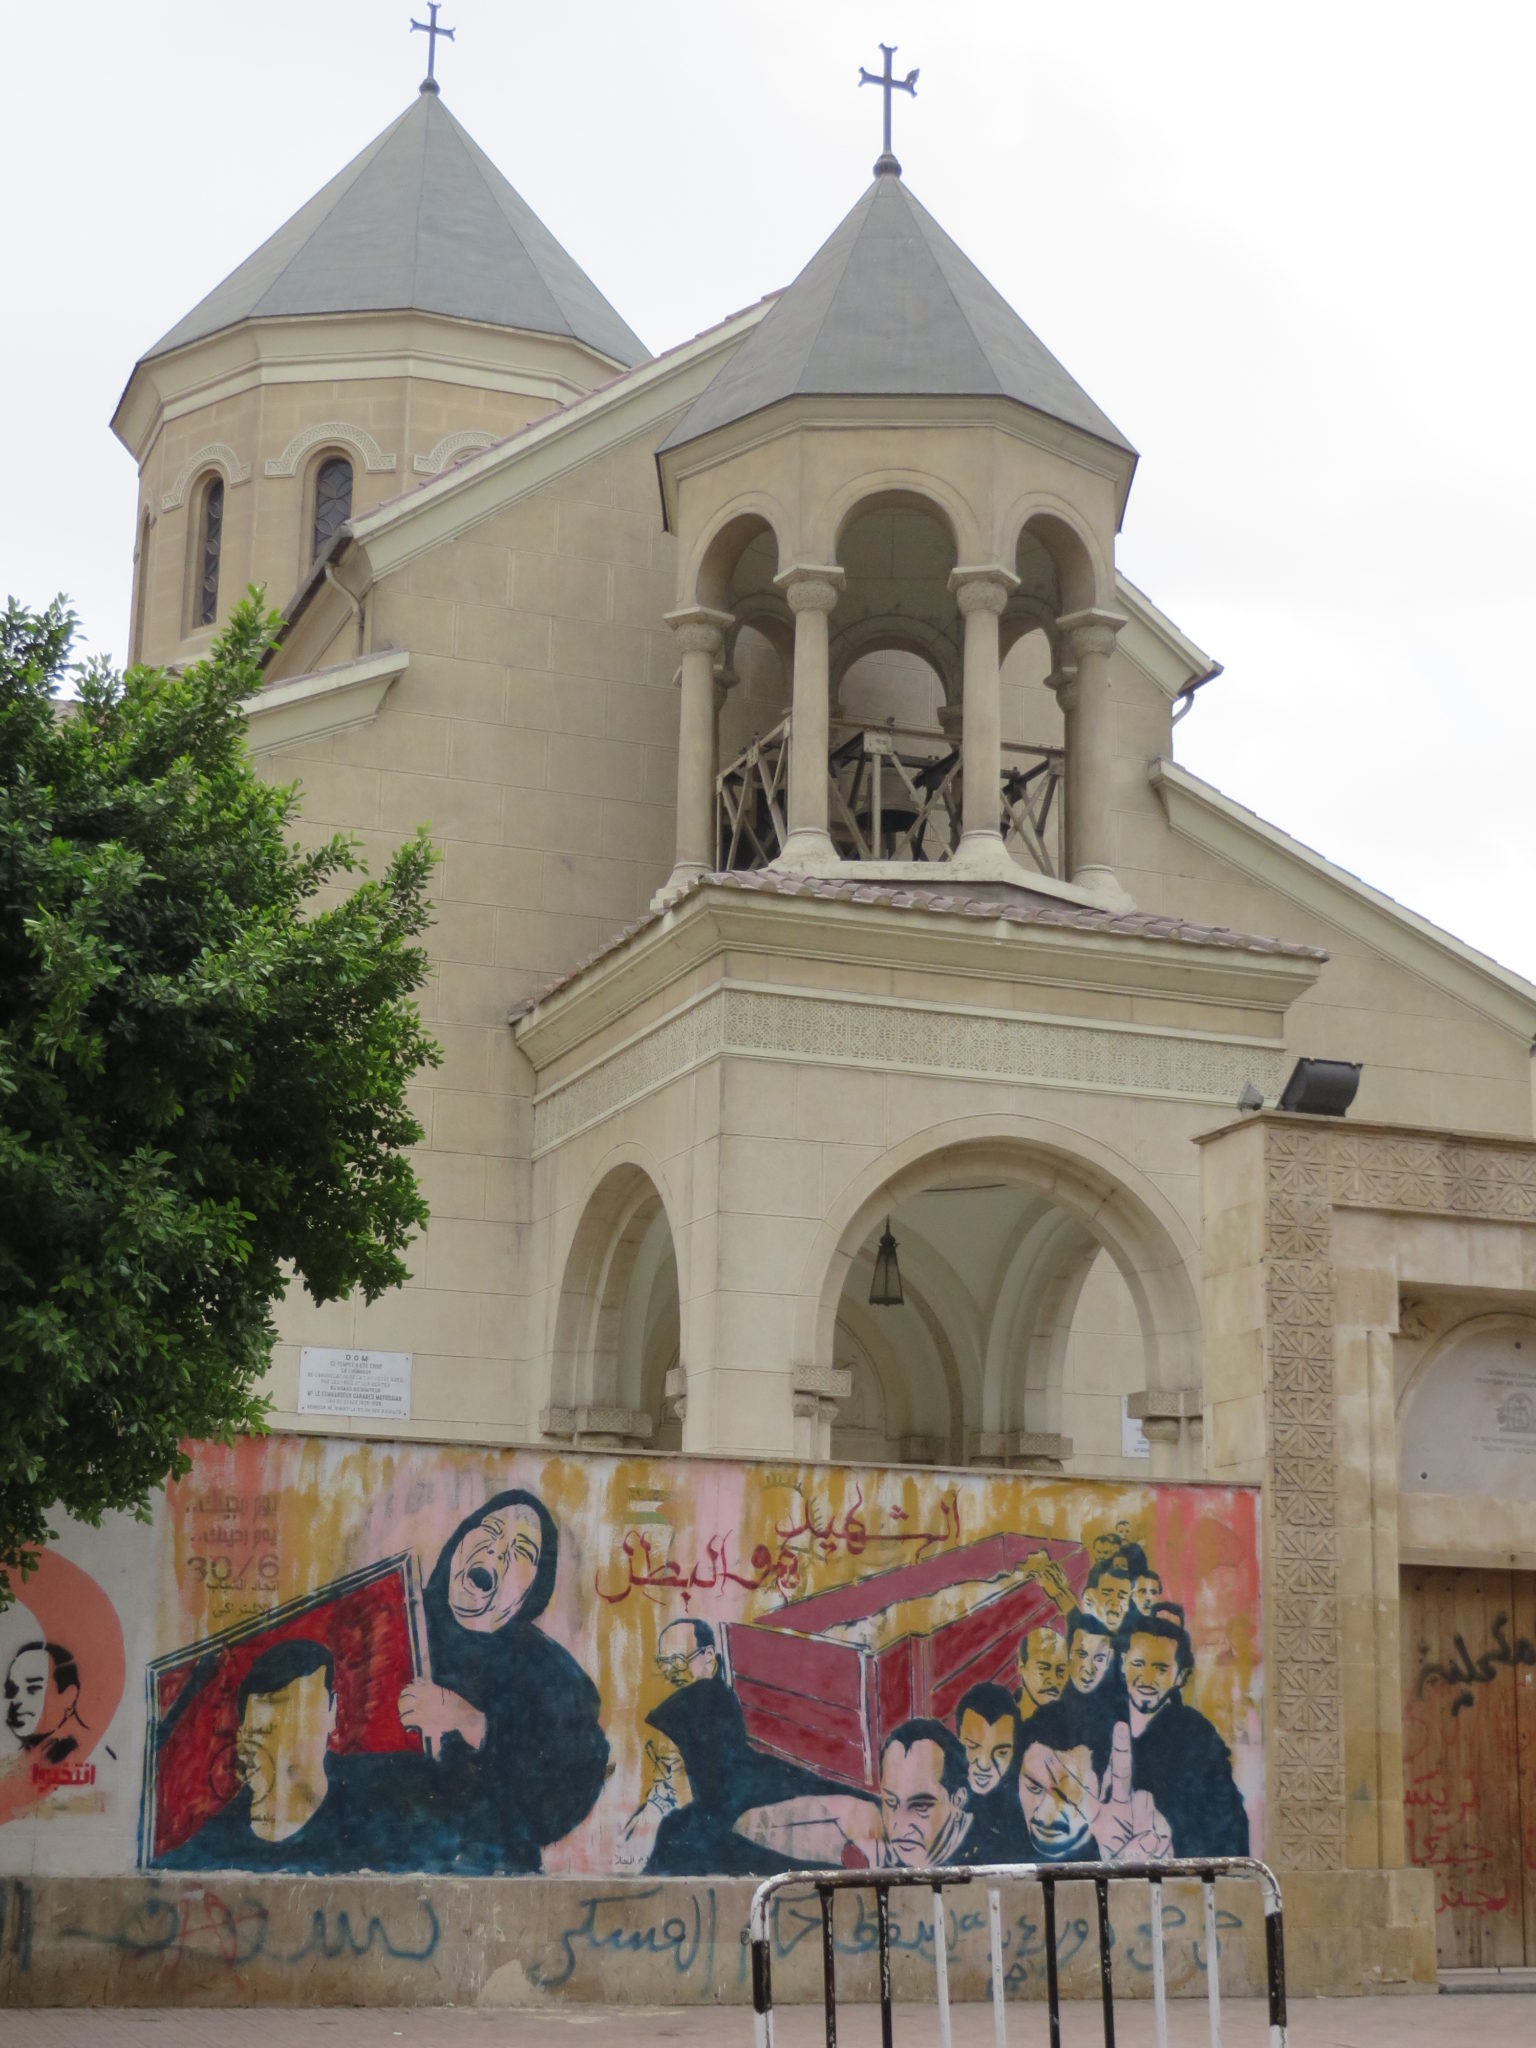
top-left (1278, 1057), bottom-right (1362, 1117)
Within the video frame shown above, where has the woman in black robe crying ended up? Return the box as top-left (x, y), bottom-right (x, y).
top-left (398, 1488), bottom-right (609, 1872)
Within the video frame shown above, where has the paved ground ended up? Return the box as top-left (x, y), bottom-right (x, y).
top-left (4, 1998), bottom-right (1536, 2046)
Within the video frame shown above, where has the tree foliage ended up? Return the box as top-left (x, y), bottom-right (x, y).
top-left (0, 592), bottom-right (440, 1593)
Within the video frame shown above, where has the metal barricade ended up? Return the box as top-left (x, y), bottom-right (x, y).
top-left (748, 1856), bottom-right (1286, 2048)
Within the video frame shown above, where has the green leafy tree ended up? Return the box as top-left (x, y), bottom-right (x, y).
top-left (0, 591), bottom-right (440, 1595)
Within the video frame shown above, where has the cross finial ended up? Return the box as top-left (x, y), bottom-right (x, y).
top-left (411, 2), bottom-right (455, 93)
top-left (858, 42), bottom-right (919, 177)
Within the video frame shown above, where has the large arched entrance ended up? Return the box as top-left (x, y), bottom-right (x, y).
top-left (800, 1128), bottom-right (1203, 1476)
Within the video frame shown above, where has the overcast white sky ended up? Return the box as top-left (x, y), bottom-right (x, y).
top-left (4, 1), bottom-right (1533, 981)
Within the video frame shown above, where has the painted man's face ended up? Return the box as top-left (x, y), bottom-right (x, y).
top-left (958, 1709), bottom-right (1016, 1797)
top-left (3, 1647), bottom-right (74, 1746)
top-left (1069, 1631), bottom-right (1114, 1695)
top-left (1018, 1741), bottom-right (1094, 1856)
top-left (655, 1626), bottom-right (719, 1690)
top-left (1086, 1570), bottom-right (1132, 1632)
top-left (1122, 1633), bottom-right (1184, 1719)
top-left (235, 1669), bottom-right (336, 1822)
top-left (1132, 1573), bottom-right (1164, 1618)
top-left (447, 1503), bottom-right (543, 1632)
top-left (1016, 1626), bottom-right (1068, 1711)
top-left (1090, 1534), bottom-right (1121, 1566)
top-left (880, 1739), bottom-right (966, 1868)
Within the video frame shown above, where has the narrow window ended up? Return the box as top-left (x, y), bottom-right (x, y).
top-left (130, 509), bottom-right (151, 664)
top-left (196, 476), bottom-right (223, 628)
top-left (311, 455), bottom-right (353, 562)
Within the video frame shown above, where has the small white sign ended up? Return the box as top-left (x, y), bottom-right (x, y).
top-left (298, 1347), bottom-right (412, 1420)
top-left (1121, 1398), bottom-right (1151, 1460)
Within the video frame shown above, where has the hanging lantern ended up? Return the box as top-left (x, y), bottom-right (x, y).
top-left (869, 1218), bottom-right (903, 1307)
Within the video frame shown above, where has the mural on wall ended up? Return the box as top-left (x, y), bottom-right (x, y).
top-left (0, 1550), bottom-right (125, 1829)
top-left (1, 1438), bottom-right (1263, 1879)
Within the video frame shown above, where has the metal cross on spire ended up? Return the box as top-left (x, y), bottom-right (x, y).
top-left (411, 2), bottom-right (456, 93)
top-left (859, 42), bottom-right (919, 177)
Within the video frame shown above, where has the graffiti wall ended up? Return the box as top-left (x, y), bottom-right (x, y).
top-left (0, 1438), bottom-right (1263, 1882)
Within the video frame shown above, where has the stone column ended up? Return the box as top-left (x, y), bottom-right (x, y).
top-left (949, 566), bottom-right (1018, 875)
top-left (662, 605), bottom-right (733, 895)
top-left (1045, 661), bottom-right (1079, 878)
top-left (1056, 608), bottom-right (1128, 904)
top-left (772, 565), bottom-right (845, 869)
top-left (792, 1366), bottom-right (854, 1461)
top-left (713, 667), bottom-right (737, 792)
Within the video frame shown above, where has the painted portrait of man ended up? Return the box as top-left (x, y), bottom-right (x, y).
top-left (1118, 1608), bottom-right (1249, 1856)
top-left (1082, 1555), bottom-right (1134, 1634)
top-left (1015, 1622), bottom-right (1069, 1720)
top-left (955, 1681), bottom-right (1027, 1860)
top-left (1016, 1703), bottom-right (1170, 1864)
top-left (155, 1639), bottom-right (424, 1873)
top-left (877, 1719), bottom-right (973, 1868)
top-left (4, 1641), bottom-right (86, 1766)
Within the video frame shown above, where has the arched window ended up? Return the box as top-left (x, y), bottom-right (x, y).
top-left (311, 455), bottom-right (353, 562)
top-left (130, 509), bottom-right (152, 665)
top-left (192, 475), bottom-right (224, 629)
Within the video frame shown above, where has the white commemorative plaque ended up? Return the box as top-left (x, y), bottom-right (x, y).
top-left (298, 1347), bottom-right (413, 1420)
top-left (1121, 1396), bottom-right (1151, 1460)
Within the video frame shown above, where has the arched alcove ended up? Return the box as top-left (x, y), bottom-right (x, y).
top-left (549, 1162), bottom-right (680, 1442)
top-left (1399, 1316), bottom-right (1536, 1500)
top-left (693, 508), bottom-right (783, 613)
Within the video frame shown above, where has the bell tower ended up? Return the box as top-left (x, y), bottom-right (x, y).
top-left (654, 114), bottom-right (1137, 908)
top-left (113, 62), bottom-right (647, 671)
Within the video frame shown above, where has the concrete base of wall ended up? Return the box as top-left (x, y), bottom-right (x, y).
top-left (0, 1869), bottom-right (1435, 2007)
top-left (1280, 1868), bottom-right (1438, 1995)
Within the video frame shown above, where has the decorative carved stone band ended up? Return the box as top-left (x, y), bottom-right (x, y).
top-left (539, 1404), bottom-right (654, 1446)
top-left (1262, 1123), bottom-right (1345, 1872)
top-left (414, 429), bottom-right (497, 475)
top-left (531, 987), bottom-right (1289, 1153)
top-left (160, 443), bottom-right (251, 511)
top-left (264, 421), bottom-right (398, 478)
top-left (1327, 1131), bottom-right (1536, 1220)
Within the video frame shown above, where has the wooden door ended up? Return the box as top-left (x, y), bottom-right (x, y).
top-left (1400, 1565), bottom-right (1536, 1968)
top-left (1517, 1573), bottom-right (1536, 1963)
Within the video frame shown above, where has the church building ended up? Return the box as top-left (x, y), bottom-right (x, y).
top-left (10, 45), bottom-right (1536, 2007)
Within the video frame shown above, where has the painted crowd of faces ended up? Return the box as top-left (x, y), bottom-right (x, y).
top-left (622, 1528), bottom-right (1248, 1876)
top-left (134, 1480), bottom-right (1252, 1878)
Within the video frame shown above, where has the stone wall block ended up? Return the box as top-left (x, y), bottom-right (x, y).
top-left (380, 770), bottom-right (503, 843)
top-left (449, 723), bottom-right (550, 790)
top-left (454, 602), bottom-right (552, 671)
top-left (512, 550), bottom-right (611, 622)
top-left (541, 851), bottom-right (643, 921)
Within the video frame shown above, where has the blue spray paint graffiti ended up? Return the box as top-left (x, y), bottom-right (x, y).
top-left (57, 1887), bottom-right (440, 1968)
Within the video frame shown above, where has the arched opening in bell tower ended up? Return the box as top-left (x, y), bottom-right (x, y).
top-left (686, 486), bottom-right (1088, 887)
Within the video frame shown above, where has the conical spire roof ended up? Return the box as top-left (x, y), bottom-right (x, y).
top-left (660, 170), bottom-right (1129, 453)
top-left (143, 89), bottom-right (647, 369)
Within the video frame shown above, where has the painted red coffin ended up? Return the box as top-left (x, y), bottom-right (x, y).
top-left (724, 1532), bottom-right (1088, 1792)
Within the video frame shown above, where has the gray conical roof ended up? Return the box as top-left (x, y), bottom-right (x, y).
top-left (660, 171), bottom-right (1129, 453)
top-left (143, 89), bottom-right (647, 368)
